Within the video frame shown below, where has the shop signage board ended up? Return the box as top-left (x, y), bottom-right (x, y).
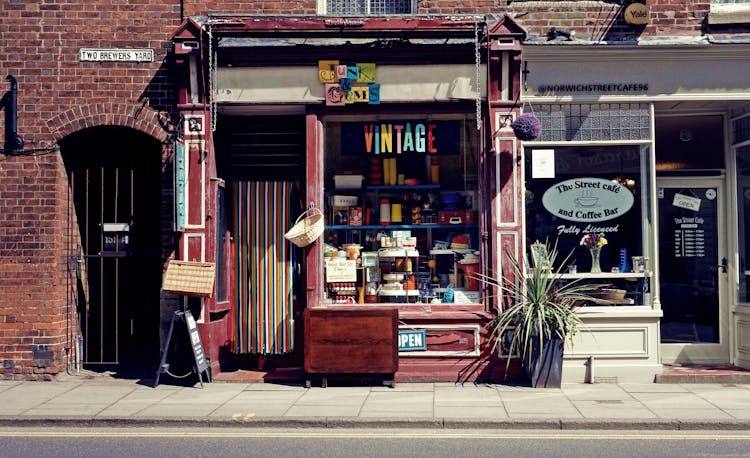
top-left (542, 177), bottom-right (634, 222)
top-left (173, 142), bottom-right (186, 232)
top-left (398, 329), bottom-right (426, 351)
top-left (320, 61), bottom-right (380, 106)
top-left (340, 120), bottom-right (461, 156)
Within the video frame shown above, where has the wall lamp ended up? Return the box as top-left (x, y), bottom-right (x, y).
top-left (547, 27), bottom-right (576, 41)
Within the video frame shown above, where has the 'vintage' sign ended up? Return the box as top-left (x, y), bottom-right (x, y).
top-left (542, 177), bottom-right (634, 222)
top-left (340, 120), bottom-right (460, 156)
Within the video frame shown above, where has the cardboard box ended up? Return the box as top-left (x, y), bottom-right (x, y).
top-left (334, 175), bottom-right (364, 189)
top-left (349, 207), bottom-right (363, 226)
top-left (332, 195), bottom-right (358, 207)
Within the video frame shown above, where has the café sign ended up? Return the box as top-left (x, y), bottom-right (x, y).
top-left (542, 177), bottom-right (634, 222)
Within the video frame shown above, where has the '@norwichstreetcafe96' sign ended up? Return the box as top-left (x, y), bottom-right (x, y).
top-left (542, 177), bottom-right (634, 222)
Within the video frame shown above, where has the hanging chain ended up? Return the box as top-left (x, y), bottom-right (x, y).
top-left (207, 24), bottom-right (217, 133)
top-left (474, 21), bottom-right (482, 131)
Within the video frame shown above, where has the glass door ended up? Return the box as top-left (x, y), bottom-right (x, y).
top-left (657, 177), bottom-right (729, 363)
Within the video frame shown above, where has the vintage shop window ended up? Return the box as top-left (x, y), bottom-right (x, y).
top-left (322, 115), bottom-right (480, 305)
top-left (524, 144), bottom-right (654, 306)
top-left (321, 0), bottom-right (415, 15)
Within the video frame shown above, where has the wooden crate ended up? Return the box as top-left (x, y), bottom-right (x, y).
top-left (304, 307), bottom-right (398, 385)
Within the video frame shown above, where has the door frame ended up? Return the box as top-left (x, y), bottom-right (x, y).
top-left (656, 176), bottom-right (731, 364)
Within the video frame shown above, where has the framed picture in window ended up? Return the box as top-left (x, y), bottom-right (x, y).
top-left (530, 241), bottom-right (550, 270)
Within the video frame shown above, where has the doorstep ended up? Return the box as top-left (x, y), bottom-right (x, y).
top-left (212, 367), bottom-right (305, 383)
top-left (656, 364), bottom-right (750, 384)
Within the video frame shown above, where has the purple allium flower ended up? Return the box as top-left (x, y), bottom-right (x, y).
top-left (510, 113), bottom-right (542, 141)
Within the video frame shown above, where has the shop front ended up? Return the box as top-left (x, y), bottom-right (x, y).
top-left (170, 15), bottom-right (528, 382)
top-left (521, 42), bottom-right (750, 381)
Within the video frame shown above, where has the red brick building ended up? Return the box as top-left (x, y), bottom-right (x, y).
top-left (2, 1), bottom-right (749, 382)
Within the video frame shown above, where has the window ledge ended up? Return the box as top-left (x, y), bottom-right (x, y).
top-left (709, 4), bottom-right (750, 25)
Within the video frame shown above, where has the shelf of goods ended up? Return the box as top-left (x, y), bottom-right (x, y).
top-left (377, 248), bottom-right (419, 300)
top-left (546, 271), bottom-right (651, 306)
top-left (326, 183), bottom-right (480, 305)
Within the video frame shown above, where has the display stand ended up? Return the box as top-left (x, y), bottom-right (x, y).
top-left (154, 309), bottom-right (211, 388)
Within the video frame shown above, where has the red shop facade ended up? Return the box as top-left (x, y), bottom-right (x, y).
top-left (170, 15), bottom-right (526, 383)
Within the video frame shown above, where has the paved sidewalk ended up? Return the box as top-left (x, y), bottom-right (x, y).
top-left (1, 376), bottom-right (750, 430)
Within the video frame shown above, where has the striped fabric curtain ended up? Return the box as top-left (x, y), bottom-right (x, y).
top-left (233, 181), bottom-right (294, 354)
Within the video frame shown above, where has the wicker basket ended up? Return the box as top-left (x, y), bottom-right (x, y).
top-left (162, 260), bottom-right (216, 297)
top-left (284, 206), bottom-right (324, 247)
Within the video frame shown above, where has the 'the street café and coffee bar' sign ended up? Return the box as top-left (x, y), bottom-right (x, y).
top-left (542, 177), bottom-right (634, 222)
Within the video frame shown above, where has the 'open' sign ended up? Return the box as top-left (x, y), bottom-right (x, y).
top-left (399, 329), bottom-right (426, 352)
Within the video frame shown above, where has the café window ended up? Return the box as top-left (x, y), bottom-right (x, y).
top-left (737, 144), bottom-right (750, 302)
top-left (525, 145), bottom-right (654, 302)
top-left (322, 115), bottom-right (480, 305)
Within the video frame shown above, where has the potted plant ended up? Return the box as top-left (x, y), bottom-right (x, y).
top-left (479, 241), bottom-right (604, 388)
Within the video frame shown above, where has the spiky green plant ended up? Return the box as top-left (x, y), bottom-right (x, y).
top-left (479, 241), bottom-right (607, 374)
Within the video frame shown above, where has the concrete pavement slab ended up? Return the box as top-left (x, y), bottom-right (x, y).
top-left (649, 408), bottom-right (733, 420)
top-left (724, 409), bottom-right (750, 419)
top-left (618, 383), bottom-right (691, 393)
top-left (295, 387), bottom-right (370, 406)
top-left (434, 405), bottom-right (509, 418)
top-left (359, 391), bottom-right (434, 417)
top-left (560, 384), bottom-right (634, 401)
top-left (434, 387), bottom-right (503, 407)
top-left (133, 403), bottom-right (224, 418)
top-left (285, 404), bottom-right (363, 417)
top-left (241, 382), bottom-right (306, 391)
top-left (371, 382), bottom-right (434, 392)
top-left (209, 401), bottom-right (292, 418)
top-left (628, 391), bottom-right (720, 409)
top-left (570, 400), bottom-right (657, 418)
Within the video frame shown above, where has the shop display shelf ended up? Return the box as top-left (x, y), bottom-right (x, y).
top-left (327, 224), bottom-right (478, 230)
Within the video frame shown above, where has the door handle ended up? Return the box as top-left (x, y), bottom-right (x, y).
top-left (718, 257), bottom-right (728, 273)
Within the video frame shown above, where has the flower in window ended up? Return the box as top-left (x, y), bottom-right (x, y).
top-left (580, 233), bottom-right (607, 249)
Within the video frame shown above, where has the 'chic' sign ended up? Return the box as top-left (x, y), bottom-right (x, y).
top-left (542, 177), bottom-right (634, 222)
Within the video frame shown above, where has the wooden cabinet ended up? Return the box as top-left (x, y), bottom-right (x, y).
top-left (304, 307), bottom-right (398, 387)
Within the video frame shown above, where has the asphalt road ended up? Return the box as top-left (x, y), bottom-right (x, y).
top-left (1, 427), bottom-right (749, 458)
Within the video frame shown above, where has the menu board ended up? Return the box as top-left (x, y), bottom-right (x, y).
top-left (673, 217), bottom-right (706, 258)
top-left (325, 258), bottom-right (357, 282)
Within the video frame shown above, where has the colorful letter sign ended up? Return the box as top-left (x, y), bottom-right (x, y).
top-left (321, 61), bottom-right (379, 106)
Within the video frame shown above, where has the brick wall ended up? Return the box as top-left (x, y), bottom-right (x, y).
top-left (0, 0), bottom-right (179, 380)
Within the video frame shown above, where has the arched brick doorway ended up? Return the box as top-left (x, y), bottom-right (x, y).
top-left (61, 126), bottom-right (163, 376)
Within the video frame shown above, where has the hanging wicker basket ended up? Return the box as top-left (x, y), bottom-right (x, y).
top-left (285, 206), bottom-right (325, 247)
top-left (162, 260), bottom-right (216, 297)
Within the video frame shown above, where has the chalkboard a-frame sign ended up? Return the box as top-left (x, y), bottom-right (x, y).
top-left (154, 309), bottom-right (211, 388)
